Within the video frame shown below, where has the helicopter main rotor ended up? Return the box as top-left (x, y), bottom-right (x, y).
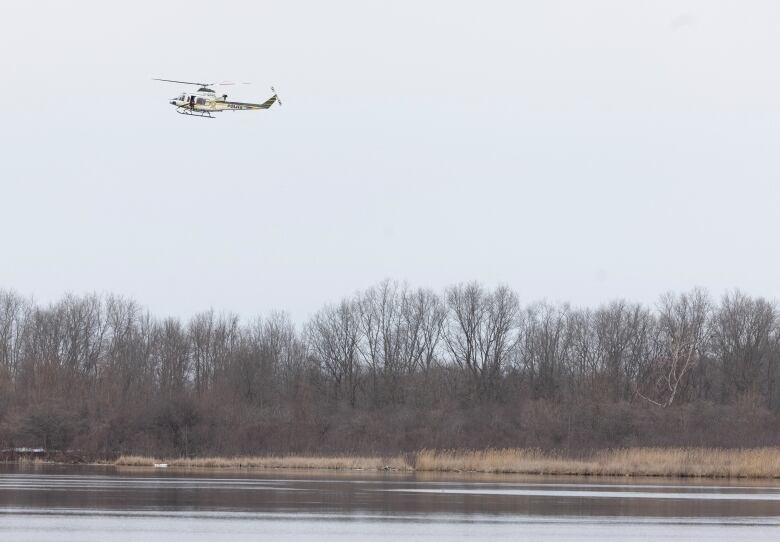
top-left (152, 78), bottom-right (215, 87)
top-left (152, 78), bottom-right (251, 89)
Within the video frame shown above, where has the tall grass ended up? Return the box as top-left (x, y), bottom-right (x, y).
top-left (114, 447), bottom-right (780, 478)
top-left (115, 454), bottom-right (412, 471)
top-left (415, 448), bottom-right (780, 478)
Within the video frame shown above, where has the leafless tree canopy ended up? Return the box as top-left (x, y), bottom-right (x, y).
top-left (0, 283), bottom-right (778, 456)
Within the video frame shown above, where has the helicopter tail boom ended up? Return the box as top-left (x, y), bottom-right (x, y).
top-left (223, 92), bottom-right (278, 111)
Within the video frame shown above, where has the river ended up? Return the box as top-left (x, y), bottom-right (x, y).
top-left (1, 464), bottom-right (778, 541)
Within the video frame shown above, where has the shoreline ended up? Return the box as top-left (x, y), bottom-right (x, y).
top-left (103, 448), bottom-right (780, 479)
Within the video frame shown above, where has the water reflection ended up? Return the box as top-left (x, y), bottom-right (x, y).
top-left (1, 465), bottom-right (779, 541)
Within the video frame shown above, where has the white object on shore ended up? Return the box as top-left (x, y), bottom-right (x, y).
top-left (153, 463), bottom-right (168, 468)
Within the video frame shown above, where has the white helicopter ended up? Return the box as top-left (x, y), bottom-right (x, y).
top-left (154, 78), bottom-right (281, 118)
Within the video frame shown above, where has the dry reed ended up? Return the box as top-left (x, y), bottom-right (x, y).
top-left (114, 447), bottom-right (780, 478)
top-left (414, 447), bottom-right (780, 478)
top-left (115, 454), bottom-right (412, 471)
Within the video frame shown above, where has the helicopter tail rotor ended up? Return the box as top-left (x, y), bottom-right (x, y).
top-left (271, 86), bottom-right (282, 107)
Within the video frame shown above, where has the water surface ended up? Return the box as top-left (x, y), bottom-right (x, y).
top-left (1, 464), bottom-right (778, 541)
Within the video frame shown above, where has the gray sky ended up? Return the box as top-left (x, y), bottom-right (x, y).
top-left (1, 0), bottom-right (779, 320)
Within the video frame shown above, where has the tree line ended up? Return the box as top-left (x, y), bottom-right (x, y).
top-left (1, 281), bottom-right (778, 457)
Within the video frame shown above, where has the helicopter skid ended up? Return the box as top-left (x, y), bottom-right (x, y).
top-left (175, 107), bottom-right (215, 118)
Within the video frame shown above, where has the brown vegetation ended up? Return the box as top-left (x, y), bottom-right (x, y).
top-left (115, 454), bottom-right (410, 470)
top-left (1, 282), bottom-right (779, 458)
top-left (114, 448), bottom-right (780, 478)
top-left (414, 447), bottom-right (780, 478)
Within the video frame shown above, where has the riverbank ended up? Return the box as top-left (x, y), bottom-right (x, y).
top-left (113, 447), bottom-right (780, 478)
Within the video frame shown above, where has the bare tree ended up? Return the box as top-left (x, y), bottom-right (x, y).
top-left (353, 281), bottom-right (445, 405)
top-left (711, 291), bottom-right (776, 403)
top-left (233, 311), bottom-right (304, 407)
top-left (0, 290), bottom-right (30, 382)
top-left (592, 301), bottom-right (656, 402)
top-left (356, 280), bottom-right (400, 405)
top-left (402, 287), bottom-right (446, 376)
top-left (308, 300), bottom-right (361, 406)
top-left (445, 283), bottom-right (519, 398)
top-left (4, 282), bottom-right (780, 455)
top-left (59, 294), bottom-right (105, 383)
top-left (516, 302), bottom-right (570, 399)
top-left (636, 289), bottom-right (710, 407)
top-left (189, 310), bottom-right (215, 396)
top-left (154, 318), bottom-right (190, 398)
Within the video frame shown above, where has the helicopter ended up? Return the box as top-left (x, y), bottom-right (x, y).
top-left (153, 78), bottom-right (281, 118)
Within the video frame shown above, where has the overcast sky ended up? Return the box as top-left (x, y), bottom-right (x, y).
top-left (1, 0), bottom-right (779, 320)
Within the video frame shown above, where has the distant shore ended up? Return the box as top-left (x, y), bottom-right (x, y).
top-left (109, 448), bottom-right (780, 479)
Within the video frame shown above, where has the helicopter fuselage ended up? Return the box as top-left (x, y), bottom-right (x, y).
top-left (169, 87), bottom-right (277, 114)
top-left (154, 78), bottom-right (280, 118)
